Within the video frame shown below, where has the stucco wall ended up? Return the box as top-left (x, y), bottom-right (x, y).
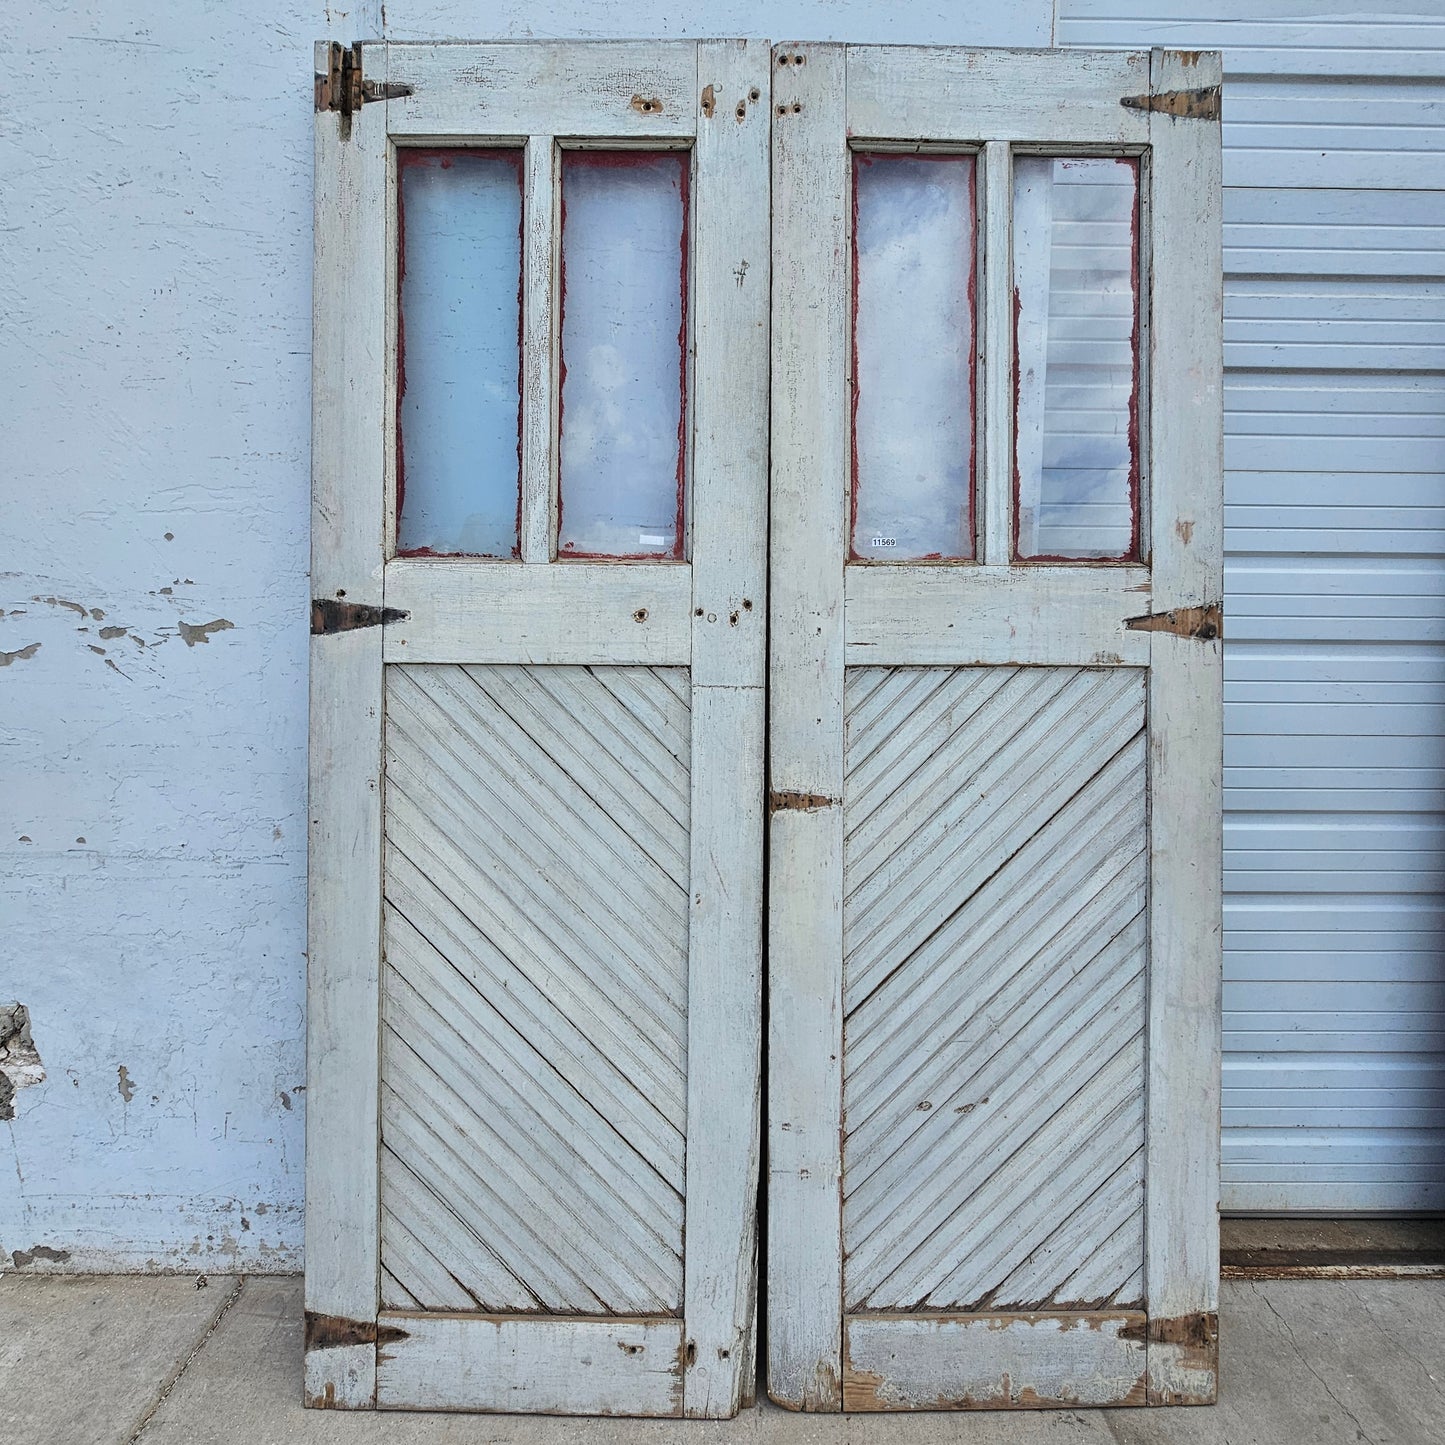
top-left (0, 1), bottom-right (1051, 1272)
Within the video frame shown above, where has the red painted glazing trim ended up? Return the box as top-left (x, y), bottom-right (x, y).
top-left (556, 149), bottom-right (689, 562)
top-left (515, 149), bottom-right (526, 559)
top-left (394, 147), bottom-right (525, 561)
top-left (675, 149), bottom-right (690, 562)
top-left (1126, 155), bottom-right (1143, 564)
top-left (849, 152), bottom-right (978, 564)
top-left (849, 152), bottom-right (864, 562)
top-left (1013, 156), bottom-right (1142, 565)
top-left (965, 155), bottom-right (979, 561)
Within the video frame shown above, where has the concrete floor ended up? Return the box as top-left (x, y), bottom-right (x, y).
top-left (3, 1275), bottom-right (1443, 1445)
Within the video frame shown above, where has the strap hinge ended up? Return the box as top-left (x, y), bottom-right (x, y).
top-left (1121, 85), bottom-right (1221, 121)
top-left (311, 598), bottom-right (409, 635)
top-left (1124, 602), bottom-right (1223, 641)
top-left (315, 41), bottom-right (412, 116)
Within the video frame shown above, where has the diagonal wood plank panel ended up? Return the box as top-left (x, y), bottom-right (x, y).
top-left (380, 664), bottom-right (689, 1315)
top-left (842, 666), bottom-right (1148, 1314)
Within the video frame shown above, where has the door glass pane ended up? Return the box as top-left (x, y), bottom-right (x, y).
top-left (1014, 156), bottom-right (1139, 561)
top-left (397, 150), bottom-right (523, 558)
top-left (852, 153), bottom-right (976, 561)
top-left (559, 151), bottom-right (688, 559)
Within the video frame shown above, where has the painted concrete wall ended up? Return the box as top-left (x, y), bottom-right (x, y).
top-left (0, 0), bottom-right (1050, 1272)
top-left (11, 0), bottom-right (1438, 1269)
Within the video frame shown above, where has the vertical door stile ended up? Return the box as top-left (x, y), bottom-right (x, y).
top-left (767, 40), bottom-right (848, 1411)
top-left (520, 134), bottom-right (558, 564)
top-left (308, 35), bottom-right (773, 1420)
top-left (980, 141), bottom-right (1013, 567)
top-left (1142, 46), bottom-right (1225, 1407)
top-left (305, 39), bottom-right (389, 1411)
top-left (683, 38), bottom-right (771, 1418)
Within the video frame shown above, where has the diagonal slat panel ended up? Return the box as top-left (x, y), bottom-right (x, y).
top-left (842, 666), bottom-right (1148, 1314)
top-left (381, 664), bottom-right (689, 1315)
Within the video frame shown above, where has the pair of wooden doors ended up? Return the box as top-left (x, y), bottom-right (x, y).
top-left (306, 38), bottom-right (1223, 1418)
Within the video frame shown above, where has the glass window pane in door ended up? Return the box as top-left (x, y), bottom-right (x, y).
top-left (397, 149), bottom-right (524, 559)
top-left (1014, 156), bottom-right (1139, 561)
top-left (558, 151), bottom-right (688, 559)
top-left (852, 153), bottom-right (976, 561)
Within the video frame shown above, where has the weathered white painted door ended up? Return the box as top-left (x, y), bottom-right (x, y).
top-left (768, 45), bottom-right (1224, 1411)
top-left (306, 39), bottom-right (769, 1416)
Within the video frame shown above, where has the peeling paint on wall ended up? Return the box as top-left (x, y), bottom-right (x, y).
top-left (1, 0), bottom-right (1049, 1274)
top-left (177, 618), bottom-right (236, 647)
top-left (10, 1245), bottom-right (73, 1269)
top-left (0, 1005), bottom-right (45, 1120)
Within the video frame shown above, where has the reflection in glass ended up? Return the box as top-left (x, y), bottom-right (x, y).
top-left (397, 150), bottom-right (523, 558)
top-left (852, 153), bottom-right (976, 560)
top-left (1014, 156), bottom-right (1139, 560)
top-left (559, 152), bottom-right (688, 559)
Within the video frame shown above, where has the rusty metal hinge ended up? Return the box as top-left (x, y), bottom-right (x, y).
top-left (314, 40), bottom-right (412, 116)
top-left (304, 1311), bottom-right (410, 1351)
top-left (1124, 602), bottom-right (1223, 641)
top-left (769, 790), bottom-right (838, 813)
top-left (1121, 85), bottom-right (1221, 121)
top-left (311, 598), bottom-right (408, 635)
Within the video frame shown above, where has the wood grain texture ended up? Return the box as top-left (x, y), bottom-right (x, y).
top-left (842, 668), bottom-right (1148, 1314)
top-left (380, 665), bottom-right (689, 1316)
top-left (520, 136), bottom-right (558, 565)
top-left (766, 40), bottom-right (848, 1412)
top-left (305, 49), bottom-right (387, 1411)
top-left (845, 47), bottom-right (1152, 144)
top-left (846, 566), bottom-right (1152, 666)
top-left (679, 47), bottom-right (771, 1413)
top-left (1143, 47), bottom-right (1225, 1409)
top-left (690, 40), bottom-right (770, 691)
top-left (980, 141), bottom-right (1012, 567)
top-left (376, 1314), bottom-right (683, 1415)
top-left (682, 684), bottom-right (764, 1415)
top-left (843, 1313), bottom-right (1147, 1411)
top-left (386, 41), bottom-right (698, 139)
top-left (383, 560), bottom-right (692, 665)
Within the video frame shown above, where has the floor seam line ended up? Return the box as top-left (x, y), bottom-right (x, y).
top-left (124, 1274), bottom-right (247, 1444)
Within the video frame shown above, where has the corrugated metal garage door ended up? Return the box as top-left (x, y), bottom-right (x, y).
top-left (1062, 2), bottom-right (1445, 1212)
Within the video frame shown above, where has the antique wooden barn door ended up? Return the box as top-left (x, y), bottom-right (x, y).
top-left (306, 39), bottom-right (769, 1416)
top-left (768, 45), bottom-right (1224, 1410)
